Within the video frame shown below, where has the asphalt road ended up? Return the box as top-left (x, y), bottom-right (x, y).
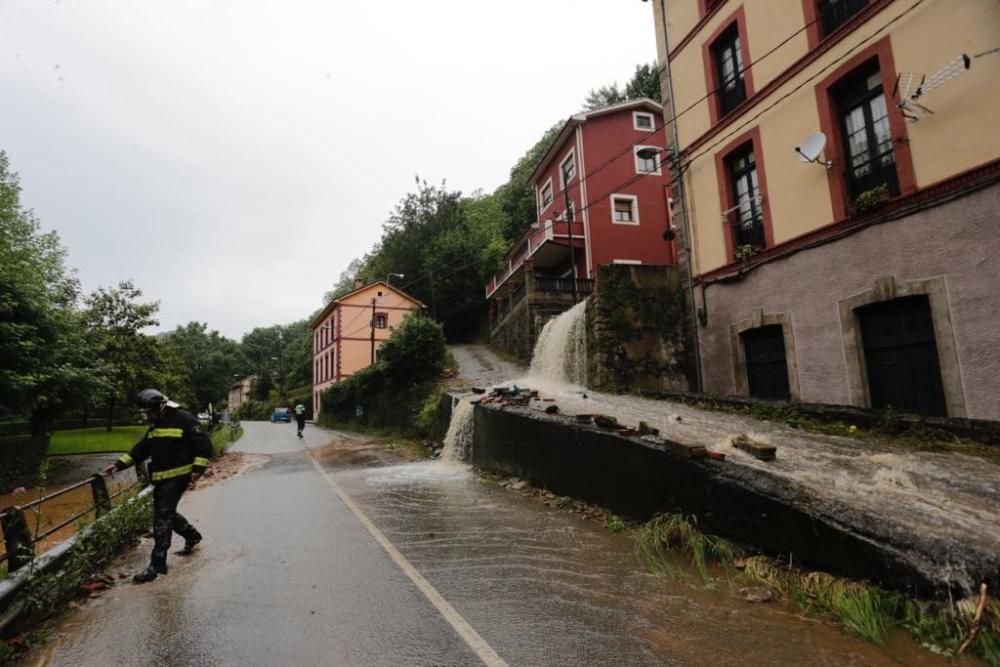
top-left (32, 421), bottom-right (944, 667)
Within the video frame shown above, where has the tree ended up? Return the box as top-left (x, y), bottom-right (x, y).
top-left (323, 258), bottom-right (365, 303)
top-left (493, 123), bottom-right (562, 243)
top-left (583, 62), bottom-right (662, 111)
top-left (161, 322), bottom-right (243, 411)
top-left (84, 280), bottom-right (160, 431)
top-left (377, 314), bottom-right (446, 385)
top-left (0, 151), bottom-right (88, 433)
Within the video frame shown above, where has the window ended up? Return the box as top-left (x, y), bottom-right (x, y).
top-left (540, 180), bottom-right (553, 210)
top-left (611, 195), bottom-right (638, 224)
top-left (560, 153), bottom-right (575, 187)
top-left (833, 60), bottom-right (898, 202)
top-left (819, 0), bottom-right (867, 37)
top-left (634, 146), bottom-right (661, 175)
top-left (374, 313), bottom-right (388, 329)
top-left (633, 112), bottom-right (654, 130)
top-left (725, 145), bottom-right (765, 249)
top-left (712, 24), bottom-right (746, 114)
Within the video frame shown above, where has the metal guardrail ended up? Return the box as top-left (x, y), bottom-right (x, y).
top-left (1, 472), bottom-right (144, 573)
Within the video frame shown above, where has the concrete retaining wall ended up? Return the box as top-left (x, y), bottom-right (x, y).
top-left (472, 404), bottom-right (998, 598)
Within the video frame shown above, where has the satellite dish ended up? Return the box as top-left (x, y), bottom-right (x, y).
top-left (795, 132), bottom-right (832, 169)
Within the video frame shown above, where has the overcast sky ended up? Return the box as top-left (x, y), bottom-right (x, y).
top-left (1, 0), bottom-right (656, 340)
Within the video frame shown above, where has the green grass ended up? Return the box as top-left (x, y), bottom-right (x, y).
top-left (211, 424), bottom-right (243, 456)
top-left (636, 513), bottom-right (739, 585)
top-left (48, 426), bottom-right (148, 455)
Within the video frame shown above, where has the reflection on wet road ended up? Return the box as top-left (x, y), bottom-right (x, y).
top-left (37, 422), bottom-right (948, 666)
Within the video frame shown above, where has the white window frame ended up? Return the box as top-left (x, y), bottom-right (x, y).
top-left (538, 177), bottom-right (554, 214)
top-left (633, 111), bottom-right (655, 131)
top-left (633, 145), bottom-right (662, 175)
top-left (612, 259), bottom-right (642, 265)
top-left (559, 150), bottom-right (576, 189)
top-left (610, 193), bottom-right (639, 225)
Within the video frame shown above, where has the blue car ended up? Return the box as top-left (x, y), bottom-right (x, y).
top-left (270, 407), bottom-right (292, 423)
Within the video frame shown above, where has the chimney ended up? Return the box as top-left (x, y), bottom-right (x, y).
top-left (354, 277), bottom-right (364, 290)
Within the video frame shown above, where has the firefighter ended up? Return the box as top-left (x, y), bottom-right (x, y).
top-left (104, 388), bottom-right (213, 584)
top-left (294, 401), bottom-right (306, 438)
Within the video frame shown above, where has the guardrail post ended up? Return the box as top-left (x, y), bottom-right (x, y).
top-left (90, 474), bottom-right (112, 517)
top-left (1, 507), bottom-right (33, 572)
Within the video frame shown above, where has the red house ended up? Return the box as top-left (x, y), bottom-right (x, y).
top-left (486, 99), bottom-right (676, 355)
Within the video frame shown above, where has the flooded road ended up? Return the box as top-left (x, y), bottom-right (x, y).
top-left (33, 421), bottom-right (957, 666)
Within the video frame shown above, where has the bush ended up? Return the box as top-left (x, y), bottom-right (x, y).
top-left (378, 315), bottom-right (446, 384)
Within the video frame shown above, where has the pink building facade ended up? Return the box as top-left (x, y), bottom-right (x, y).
top-left (311, 280), bottom-right (423, 416)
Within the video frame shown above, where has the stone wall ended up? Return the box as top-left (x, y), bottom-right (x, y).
top-left (490, 288), bottom-right (580, 363)
top-left (588, 264), bottom-right (694, 392)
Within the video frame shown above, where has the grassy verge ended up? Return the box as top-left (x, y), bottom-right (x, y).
top-left (211, 423), bottom-right (243, 457)
top-left (636, 512), bottom-right (1000, 664)
top-left (47, 426), bottom-right (147, 456)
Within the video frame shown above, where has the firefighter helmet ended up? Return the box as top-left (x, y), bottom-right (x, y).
top-left (135, 388), bottom-right (169, 410)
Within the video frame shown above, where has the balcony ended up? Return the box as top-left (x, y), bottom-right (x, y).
top-left (484, 218), bottom-right (587, 298)
top-left (488, 272), bottom-right (595, 335)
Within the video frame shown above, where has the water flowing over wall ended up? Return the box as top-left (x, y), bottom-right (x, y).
top-left (471, 404), bottom-right (999, 598)
top-left (528, 300), bottom-right (589, 386)
top-left (441, 397), bottom-right (475, 462)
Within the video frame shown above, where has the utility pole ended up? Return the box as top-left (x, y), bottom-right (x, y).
top-left (656, 0), bottom-right (703, 393)
top-left (564, 190), bottom-right (578, 304)
top-left (370, 297), bottom-right (377, 365)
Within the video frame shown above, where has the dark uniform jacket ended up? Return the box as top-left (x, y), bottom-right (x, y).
top-left (114, 408), bottom-right (213, 483)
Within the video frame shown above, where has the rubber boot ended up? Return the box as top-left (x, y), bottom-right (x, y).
top-left (133, 561), bottom-right (168, 584)
top-left (176, 533), bottom-right (202, 556)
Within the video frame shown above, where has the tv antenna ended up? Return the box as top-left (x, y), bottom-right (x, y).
top-left (894, 53), bottom-right (971, 121)
top-left (794, 132), bottom-right (832, 170)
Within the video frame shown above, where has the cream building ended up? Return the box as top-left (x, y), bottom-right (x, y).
top-left (650, 0), bottom-right (1000, 418)
top-left (310, 280), bottom-right (424, 415)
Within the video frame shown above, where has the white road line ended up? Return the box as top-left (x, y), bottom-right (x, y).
top-left (305, 450), bottom-right (509, 667)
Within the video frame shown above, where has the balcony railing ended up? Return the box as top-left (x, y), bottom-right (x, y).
top-left (534, 277), bottom-right (595, 294)
top-left (846, 150), bottom-right (899, 201)
top-left (485, 219), bottom-right (586, 297)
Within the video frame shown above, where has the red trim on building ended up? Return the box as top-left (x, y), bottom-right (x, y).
top-left (682, 0), bottom-right (897, 158)
top-left (335, 310), bottom-right (342, 382)
top-left (337, 303), bottom-right (414, 312)
top-left (696, 157), bottom-right (1000, 283)
top-left (713, 126), bottom-right (775, 261)
top-left (802, 0), bottom-right (893, 50)
top-left (701, 6), bottom-right (755, 126)
top-left (814, 36), bottom-right (915, 222)
top-left (671, 0), bottom-right (730, 59)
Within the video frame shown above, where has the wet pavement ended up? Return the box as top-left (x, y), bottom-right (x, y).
top-left (30, 421), bottom-right (959, 666)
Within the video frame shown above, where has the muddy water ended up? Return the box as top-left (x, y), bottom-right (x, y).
top-left (331, 450), bottom-right (957, 666)
top-left (0, 472), bottom-right (138, 560)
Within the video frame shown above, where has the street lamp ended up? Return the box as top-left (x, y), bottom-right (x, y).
top-left (386, 272), bottom-right (405, 286)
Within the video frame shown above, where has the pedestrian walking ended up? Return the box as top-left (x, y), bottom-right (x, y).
top-left (104, 389), bottom-right (213, 583)
top-left (294, 401), bottom-right (306, 438)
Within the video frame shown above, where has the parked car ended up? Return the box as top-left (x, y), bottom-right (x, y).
top-left (270, 407), bottom-right (292, 423)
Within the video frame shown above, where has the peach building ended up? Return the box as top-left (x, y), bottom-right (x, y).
top-left (310, 280), bottom-right (424, 415)
top-left (650, 0), bottom-right (1000, 418)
